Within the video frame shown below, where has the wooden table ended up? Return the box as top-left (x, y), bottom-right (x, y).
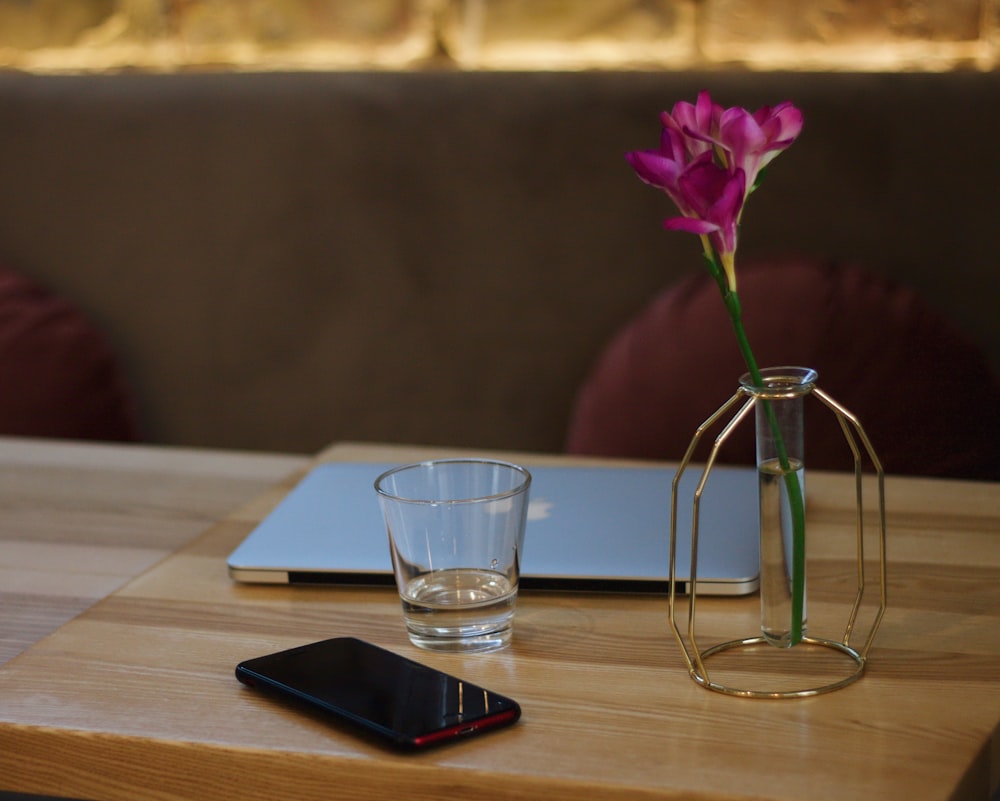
top-left (1, 440), bottom-right (999, 801)
top-left (0, 437), bottom-right (309, 668)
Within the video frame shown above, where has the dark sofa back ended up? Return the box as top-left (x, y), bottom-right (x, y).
top-left (1, 70), bottom-right (997, 455)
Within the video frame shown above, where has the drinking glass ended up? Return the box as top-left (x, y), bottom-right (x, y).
top-left (375, 459), bottom-right (531, 653)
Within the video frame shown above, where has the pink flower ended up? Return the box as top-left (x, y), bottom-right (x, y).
top-left (625, 91), bottom-right (802, 290)
top-left (663, 156), bottom-right (746, 290)
top-left (715, 101), bottom-right (803, 194)
top-left (660, 91), bottom-right (719, 162)
top-left (625, 129), bottom-right (691, 214)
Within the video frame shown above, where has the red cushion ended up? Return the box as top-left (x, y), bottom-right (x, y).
top-left (0, 264), bottom-right (140, 442)
top-left (566, 258), bottom-right (1000, 480)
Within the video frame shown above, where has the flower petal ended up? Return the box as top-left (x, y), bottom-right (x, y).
top-left (625, 149), bottom-right (682, 191)
top-left (673, 159), bottom-right (746, 256)
top-left (662, 90), bottom-right (719, 160)
top-left (714, 101), bottom-right (803, 194)
top-left (757, 101), bottom-right (804, 144)
top-left (663, 216), bottom-right (718, 234)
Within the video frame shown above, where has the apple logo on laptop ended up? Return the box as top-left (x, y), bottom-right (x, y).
top-left (528, 498), bottom-right (553, 521)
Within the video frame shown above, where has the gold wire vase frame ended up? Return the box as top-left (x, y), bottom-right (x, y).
top-left (668, 368), bottom-right (888, 699)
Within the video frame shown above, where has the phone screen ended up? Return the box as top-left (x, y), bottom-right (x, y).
top-left (235, 637), bottom-right (521, 749)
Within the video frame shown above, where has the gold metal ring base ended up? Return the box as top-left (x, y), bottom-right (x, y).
top-left (690, 636), bottom-right (867, 699)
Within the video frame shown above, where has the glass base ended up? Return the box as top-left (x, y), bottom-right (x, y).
top-left (762, 623), bottom-right (808, 649)
top-left (406, 626), bottom-right (511, 653)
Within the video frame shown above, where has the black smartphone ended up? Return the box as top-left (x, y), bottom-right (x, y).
top-left (235, 637), bottom-right (521, 750)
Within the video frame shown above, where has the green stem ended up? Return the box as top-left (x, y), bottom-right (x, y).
top-left (721, 287), bottom-right (807, 646)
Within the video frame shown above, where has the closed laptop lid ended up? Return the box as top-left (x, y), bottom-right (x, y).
top-left (227, 461), bottom-right (760, 595)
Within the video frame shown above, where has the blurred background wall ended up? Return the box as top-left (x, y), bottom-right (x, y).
top-left (1, 0), bottom-right (996, 73)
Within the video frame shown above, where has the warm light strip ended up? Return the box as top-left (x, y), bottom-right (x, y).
top-left (3, 39), bottom-right (995, 74)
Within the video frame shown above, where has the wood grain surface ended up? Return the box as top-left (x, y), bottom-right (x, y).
top-left (1, 440), bottom-right (998, 801)
top-left (0, 436), bottom-right (309, 665)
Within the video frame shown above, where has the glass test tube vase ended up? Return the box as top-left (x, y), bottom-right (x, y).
top-left (667, 366), bottom-right (887, 698)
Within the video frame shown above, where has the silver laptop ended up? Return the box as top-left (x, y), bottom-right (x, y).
top-left (227, 461), bottom-right (760, 595)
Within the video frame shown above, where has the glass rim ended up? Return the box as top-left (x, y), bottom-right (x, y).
top-left (739, 365), bottom-right (818, 398)
top-left (374, 458), bottom-right (532, 505)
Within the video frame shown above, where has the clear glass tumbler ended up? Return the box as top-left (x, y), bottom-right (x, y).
top-left (375, 459), bottom-right (531, 653)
